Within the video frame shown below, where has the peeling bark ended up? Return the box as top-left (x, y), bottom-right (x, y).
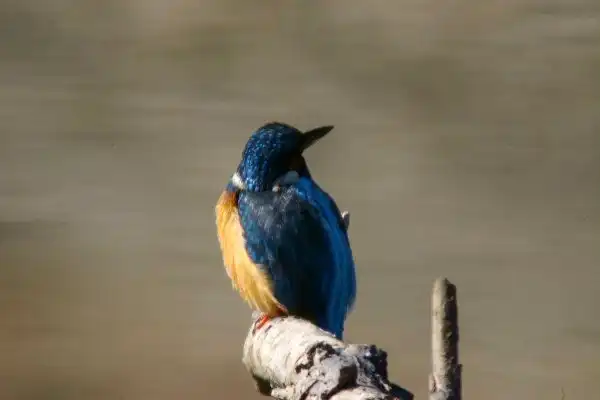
top-left (242, 312), bottom-right (413, 400)
top-left (241, 277), bottom-right (461, 400)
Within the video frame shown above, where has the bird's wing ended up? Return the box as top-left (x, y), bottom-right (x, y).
top-left (312, 180), bottom-right (349, 235)
top-left (215, 190), bottom-right (286, 316)
top-left (236, 187), bottom-right (337, 318)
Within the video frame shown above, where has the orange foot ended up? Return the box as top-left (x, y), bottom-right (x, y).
top-left (253, 314), bottom-right (272, 333)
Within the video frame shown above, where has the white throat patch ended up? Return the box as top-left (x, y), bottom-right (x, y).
top-left (272, 171), bottom-right (300, 192)
top-left (231, 172), bottom-right (246, 190)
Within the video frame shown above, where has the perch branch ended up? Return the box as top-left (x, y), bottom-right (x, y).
top-left (429, 278), bottom-right (461, 400)
top-left (242, 313), bottom-right (413, 400)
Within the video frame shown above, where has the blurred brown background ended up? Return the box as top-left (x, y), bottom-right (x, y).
top-left (0, 1), bottom-right (599, 399)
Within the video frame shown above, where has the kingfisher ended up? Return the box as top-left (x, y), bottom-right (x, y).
top-left (215, 122), bottom-right (356, 339)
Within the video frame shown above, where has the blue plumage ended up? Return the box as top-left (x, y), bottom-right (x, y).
top-left (218, 121), bottom-right (356, 339)
top-left (234, 122), bottom-right (308, 192)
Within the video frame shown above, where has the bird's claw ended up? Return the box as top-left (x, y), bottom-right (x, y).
top-left (253, 314), bottom-right (272, 334)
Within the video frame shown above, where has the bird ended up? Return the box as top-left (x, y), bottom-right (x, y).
top-left (215, 121), bottom-right (356, 339)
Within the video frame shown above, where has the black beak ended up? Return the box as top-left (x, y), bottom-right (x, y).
top-left (300, 125), bottom-right (334, 152)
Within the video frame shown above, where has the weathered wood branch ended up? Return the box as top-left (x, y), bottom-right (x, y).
top-left (242, 312), bottom-right (413, 400)
top-left (241, 277), bottom-right (461, 400)
top-left (429, 278), bottom-right (462, 400)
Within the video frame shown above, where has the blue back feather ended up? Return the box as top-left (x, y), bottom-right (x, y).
top-left (237, 177), bottom-right (356, 339)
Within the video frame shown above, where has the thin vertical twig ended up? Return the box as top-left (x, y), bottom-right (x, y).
top-left (429, 278), bottom-right (462, 400)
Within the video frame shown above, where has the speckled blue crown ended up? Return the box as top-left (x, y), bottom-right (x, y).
top-left (236, 122), bottom-right (305, 192)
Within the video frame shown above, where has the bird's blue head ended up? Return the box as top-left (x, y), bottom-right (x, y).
top-left (227, 122), bottom-right (334, 192)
